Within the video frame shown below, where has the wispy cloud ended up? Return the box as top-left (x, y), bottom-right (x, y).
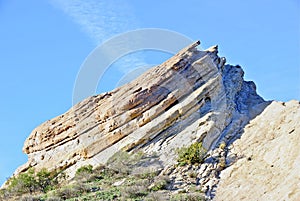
top-left (50, 0), bottom-right (138, 45)
top-left (50, 0), bottom-right (148, 75)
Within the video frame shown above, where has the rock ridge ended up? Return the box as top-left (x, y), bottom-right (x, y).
top-left (8, 41), bottom-right (287, 200)
top-left (17, 41), bottom-right (265, 176)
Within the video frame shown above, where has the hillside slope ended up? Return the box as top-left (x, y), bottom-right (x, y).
top-left (215, 100), bottom-right (300, 200)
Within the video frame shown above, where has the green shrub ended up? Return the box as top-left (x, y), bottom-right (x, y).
top-left (53, 179), bottom-right (93, 199)
top-left (95, 187), bottom-right (121, 200)
top-left (135, 170), bottom-right (158, 180)
top-left (170, 192), bottom-right (205, 201)
top-left (122, 184), bottom-right (148, 199)
top-left (144, 191), bottom-right (169, 201)
top-left (73, 182), bottom-right (91, 193)
top-left (7, 168), bottom-right (38, 194)
top-left (150, 176), bottom-right (170, 191)
top-left (55, 185), bottom-right (80, 200)
top-left (75, 165), bottom-right (96, 183)
top-left (109, 151), bottom-right (163, 177)
top-left (106, 151), bottom-right (135, 175)
top-left (36, 168), bottom-right (59, 193)
top-left (76, 165), bottom-right (93, 175)
top-left (177, 142), bottom-right (207, 166)
top-left (85, 166), bottom-right (119, 185)
top-left (7, 168), bottom-right (59, 196)
top-left (0, 189), bottom-right (5, 198)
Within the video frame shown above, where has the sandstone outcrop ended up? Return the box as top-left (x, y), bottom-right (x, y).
top-left (14, 41), bottom-right (266, 180)
top-left (7, 41), bottom-right (300, 200)
top-left (11, 41), bottom-right (300, 201)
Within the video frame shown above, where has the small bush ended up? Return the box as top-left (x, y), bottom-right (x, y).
top-left (107, 151), bottom-right (135, 175)
top-left (177, 142), bottom-right (207, 166)
top-left (55, 186), bottom-right (79, 200)
top-left (96, 187), bottom-right (121, 200)
top-left (91, 167), bottom-right (119, 186)
top-left (36, 168), bottom-right (59, 193)
top-left (6, 168), bottom-right (59, 196)
top-left (76, 165), bottom-right (93, 175)
top-left (55, 181), bottom-right (92, 199)
top-left (107, 150), bottom-right (147, 175)
top-left (134, 170), bottom-right (158, 181)
top-left (75, 165), bottom-right (96, 183)
top-left (150, 176), bottom-right (170, 191)
top-left (7, 168), bottom-right (38, 194)
top-left (122, 185), bottom-right (148, 199)
top-left (0, 189), bottom-right (6, 199)
top-left (145, 191), bottom-right (169, 201)
top-left (170, 192), bottom-right (205, 201)
top-left (107, 151), bottom-right (130, 174)
top-left (73, 182), bottom-right (91, 193)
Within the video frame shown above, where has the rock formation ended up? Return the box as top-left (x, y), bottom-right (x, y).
top-left (15, 41), bottom-right (262, 176)
top-left (160, 100), bottom-right (300, 200)
top-left (215, 100), bottom-right (300, 200)
top-left (8, 41), bottom-right (299, 200)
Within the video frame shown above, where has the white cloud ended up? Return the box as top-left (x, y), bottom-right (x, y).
top-left (50, 0), bottom-right (148, 74)
top-left (50, 0), bottom-right (137, 44)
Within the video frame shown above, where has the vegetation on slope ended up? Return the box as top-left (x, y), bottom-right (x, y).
top-left (1, 149), bottom-right (206, 201)
top-left (177, 142), bottom-right (207, 166)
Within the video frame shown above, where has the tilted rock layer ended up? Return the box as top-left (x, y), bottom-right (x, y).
top-left (10, 41), bottom-right (300, 200)
top-left (17, 41), bottom-right (264, 178)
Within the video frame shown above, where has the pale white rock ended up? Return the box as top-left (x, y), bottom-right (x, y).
top-left (214, 100), bottom-right (300, 201)
top-left (113, 178), bottom-right (126, 187)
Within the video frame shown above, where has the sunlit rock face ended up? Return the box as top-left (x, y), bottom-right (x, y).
top-left (215, 100), bottom-right (300, 201)
top-left (14, 41), bottom-right (265, 180)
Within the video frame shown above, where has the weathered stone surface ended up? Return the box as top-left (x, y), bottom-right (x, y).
top-left (214, 100), bottom-right (300, 200)
top-left (11, 41), bottom-right (265, 184)
top-left (4, 40), bottom-right (299, 201)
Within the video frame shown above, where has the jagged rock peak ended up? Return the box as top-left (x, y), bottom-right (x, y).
top-left (14, 41), bottom-right (266, 184)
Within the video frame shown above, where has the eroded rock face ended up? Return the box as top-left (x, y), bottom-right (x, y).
top-left (14, 41), bottom-right (265, 181)
top-left (214, 100), bottom-right (300, 201)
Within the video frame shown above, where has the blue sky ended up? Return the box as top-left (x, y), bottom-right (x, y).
top-left (0, 0), bottom-right (299, 184)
